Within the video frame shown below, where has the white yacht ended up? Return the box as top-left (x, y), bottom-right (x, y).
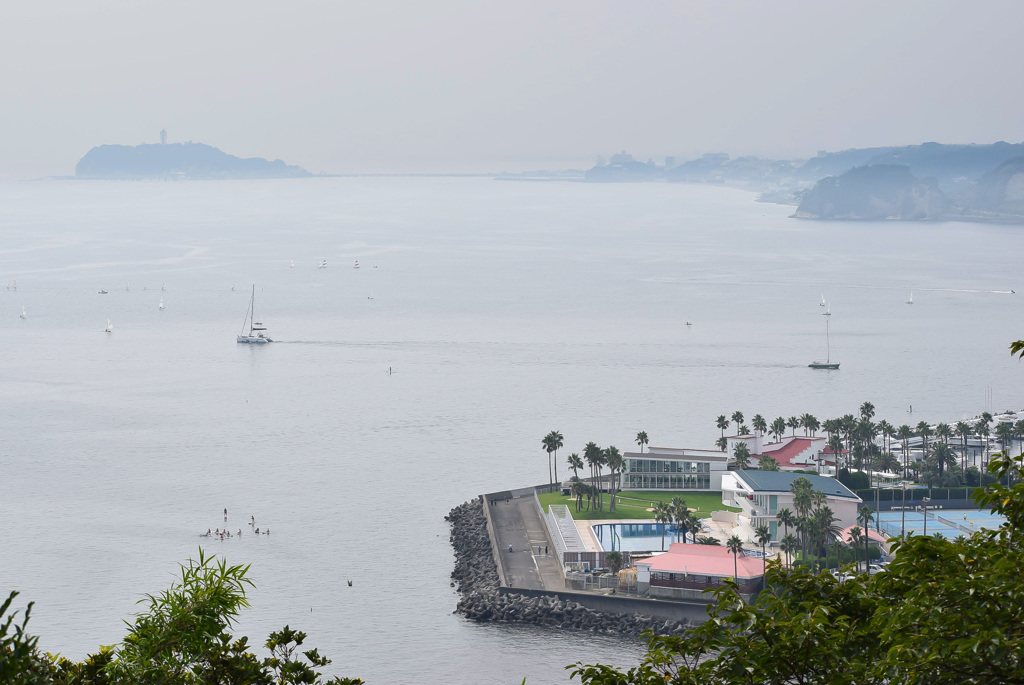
top-left (237, 285), bottom-right (272, 344)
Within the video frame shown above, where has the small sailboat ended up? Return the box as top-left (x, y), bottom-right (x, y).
top-left (809, 317), bottom-right (840, 369)
top-left (368, 289), bottom-right (374, 300)
top-left (161, 283), bottom-right (166, 291)
top-left (289, 260), bottom-right (295, 269)
top-left (237, 285), bottom-right (272, 344)
top-left (685, 321), bottom-right (692, 327)
top-left (158, 297), bottom-right (165, 310)
top-left (105, 318), bottom-right (113, 333)
top-left (822, 304), bottom-right (831, 316)
top-left (98, 289), bottom-right (108, 294)
top-left (819, 294), bottom-right (826, 307)
top-left (19, 306), bottom-right (27, 319)
top-left (126, 283), bottom-right (130, 292)
top-left (317, 259), bottom-right (328, 269)
top-left (906, 292), bottom-right (914, 304)
top-left (353, 260), bottom-right (360, 269)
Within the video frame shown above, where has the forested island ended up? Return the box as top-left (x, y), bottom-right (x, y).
top-left (75, 141), bottom-right (312, 180)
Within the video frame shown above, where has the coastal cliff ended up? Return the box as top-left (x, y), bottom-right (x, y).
top-left (794, 164), bottom-right (945, 221)
top-left (75, 142), bottom-right (312, 180)
top-left (959, 156), bottom-right (1024, 218)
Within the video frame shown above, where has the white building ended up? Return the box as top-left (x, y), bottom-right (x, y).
top-left (620, 446), bottom-right (731, 491)
top-left (721, 470), bottom-right (862, 541)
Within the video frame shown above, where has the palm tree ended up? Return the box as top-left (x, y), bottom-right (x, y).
top-left (932, 442), bottom-right (956, 479)
top-left (878, 451), bottom-right (901, 476)
top-left (979, 412), bottom-right (994, 469)
top-left (567, 452), bottom-right (583, 481)
top-left (897, 424), bottom-right (913, 478)
top-left (976, 419), bottom-right (991, 471)
top-left (790, 477), bottom-right (814, 518)
top-left (996, 422), bottom-right (1015, 457)
top-left (780, 534), bottom-right (797, 567)
top-left (570, 480), bottom-right (587, 511)
top-left (770, 417), bottom-right (786, 443)
top-left (755, 524), bottom-right (771, 575)
top-left (811, 506), bottom-right (841, 559)
top-left (878, 419), bottom-right (895, 458)
top-left (847, 526), bottom-right (863, 567)
top-left (542, 431), bottom-right (563, 487)
top-left (687, 512), bottom-right (704, 544)
top-left (551, 431), bottom-right (563, 485)
top-left (731, 411), bottom-right (745, 433)
top-left (726, 535), bottom-right (744, 579)
top-left (752, 414), bottom-right (767, 435)
top-left (759, 455), bottom-right (780, 471)
top-left (777, 507), bottom-right (795, 541)
top-left (916, 421), bottom-right (933, 479)
top-left (827, 434), bottom-right (844, 474)
top-left (732, 442), bottom-right (751, 470)
top-left (857, 506), bottom-right (874, 570)
top-left (604, 446), bottom-right (623, 511)
top-left (542, 433), bottom-right (556, 485)
top-left (583, 442), bottom-right (602, 508)
top-left (653, 502), bottom-right (672, 551)
top-left (955, 420), bottom-right (972, 472)
top-left (860, 401), bottom-right (875, 422)
top-left (635, 431), bottom-right (649, 454)
top-left (715, 436), bottom-right (728, 452)
top-left (670, 496), bottom-right (688, 543)
top-left (786, 416), bottom-right (800, 437)
top-left (1016, 420), bottom-right (1024, 457)
top-left (716, 415), bottom-right (730, 439)
top-left (800, 413), bottom-right (819, 437)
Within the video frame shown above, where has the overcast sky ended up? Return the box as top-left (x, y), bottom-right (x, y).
top-left (2, 0), bottom-right (1023, 178)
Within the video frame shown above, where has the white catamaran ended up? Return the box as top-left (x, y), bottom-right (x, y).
top-left (237, 285), bottom-right (272, 344)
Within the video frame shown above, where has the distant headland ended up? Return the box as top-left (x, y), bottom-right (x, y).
top-left (575, 142), bottom-right (1024, 224)
top-left (75, 132), bottom-right (312, 180)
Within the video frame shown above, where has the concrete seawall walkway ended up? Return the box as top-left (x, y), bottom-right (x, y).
top-left (486, 496), bottom-right (564, 590)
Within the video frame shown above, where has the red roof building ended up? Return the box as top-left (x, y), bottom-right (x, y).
top-left (633, 543), bottom-right (763, 599)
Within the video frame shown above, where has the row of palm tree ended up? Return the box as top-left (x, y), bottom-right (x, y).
top-left (714, 412), bottom-right (822, 445)
top-left (772, 477), bottom-right (843, 566)
top-left (717, 403), bottom-right (1024, 489)
top-left (652, 497), bottom-right (705, 551)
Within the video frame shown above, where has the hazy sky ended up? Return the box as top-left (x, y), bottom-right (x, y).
top-left (3, 0), bottom-right (1023, 178)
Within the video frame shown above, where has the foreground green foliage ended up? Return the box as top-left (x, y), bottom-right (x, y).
top-left (570, 450), bottom-right (1024, 684)
top-left (1, 550), bottom-right (361, 685)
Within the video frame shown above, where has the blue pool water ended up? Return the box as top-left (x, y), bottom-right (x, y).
top-left (592, 522), bottom-right (686, 552)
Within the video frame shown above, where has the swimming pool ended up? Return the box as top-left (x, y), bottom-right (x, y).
top-left (591, 522), bottom-right (684, 552)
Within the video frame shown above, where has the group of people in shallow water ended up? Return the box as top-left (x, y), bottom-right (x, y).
top-left (199, 511), bottom-right (270, 539)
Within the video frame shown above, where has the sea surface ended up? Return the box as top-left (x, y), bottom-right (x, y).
top-left (1, 177), bottom-right (1022, 684)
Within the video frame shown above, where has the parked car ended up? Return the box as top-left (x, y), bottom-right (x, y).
top-left (867, 564), bottom-right (886, 575)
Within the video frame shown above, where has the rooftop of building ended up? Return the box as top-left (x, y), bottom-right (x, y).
top-left (733, 470), bottom-right (860, 500)
top-left (634, 542), bottom-right (763, 579)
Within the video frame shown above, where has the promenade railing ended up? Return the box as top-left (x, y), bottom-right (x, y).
top-left (543, 503), bottom-right (587, 572)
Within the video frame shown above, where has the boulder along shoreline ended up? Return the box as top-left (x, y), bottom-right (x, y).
top-left (446, 498), bottom-right (691, 636)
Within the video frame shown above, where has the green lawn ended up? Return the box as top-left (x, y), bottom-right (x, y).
top-left (537, 490), bottom-right (739, 521)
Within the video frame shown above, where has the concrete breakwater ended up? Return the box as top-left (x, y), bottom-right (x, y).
top-left (446, 498), bottom-right (691, 636)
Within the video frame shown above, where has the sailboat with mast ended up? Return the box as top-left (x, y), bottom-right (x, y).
top-left (237, 285), bottom-right (272, 344)
top-left (809, 317), bottom-right (840, 369)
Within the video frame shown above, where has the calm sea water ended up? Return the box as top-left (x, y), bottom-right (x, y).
top-left (1, 177), bottom-right (1022, 684)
